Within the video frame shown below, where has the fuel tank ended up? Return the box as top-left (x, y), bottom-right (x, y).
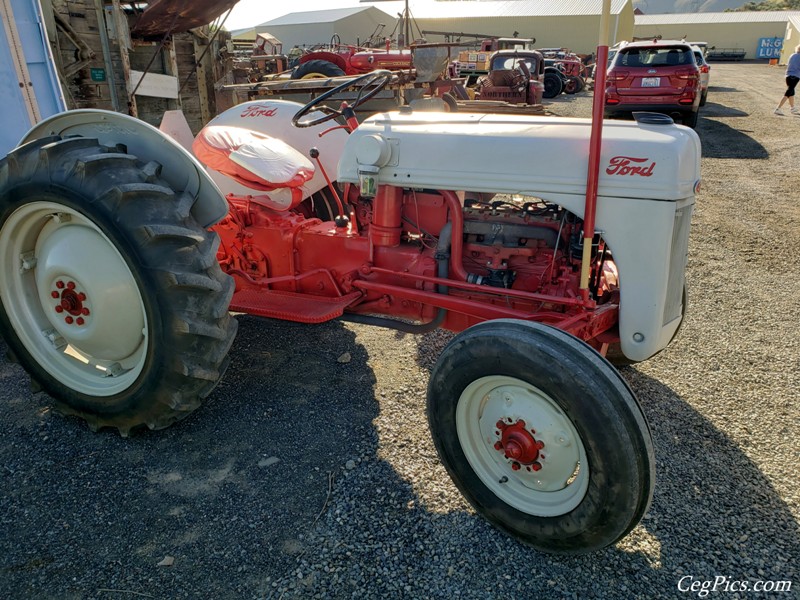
top-left (198, 99), bottom-right (349, 198)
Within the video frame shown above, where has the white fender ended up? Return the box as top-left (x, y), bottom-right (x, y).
top-left (18, 109), bottom-right (228, 228)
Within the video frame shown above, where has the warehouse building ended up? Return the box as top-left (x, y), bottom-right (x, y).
top-left (373, 0), bottom-right (635, 55)
top-left (255, 6), bottom-right (396, 50)
top-left (634, 11), bottom-right (800, 61)
top-left (781, 15), bottom-right (800, 64)
top-left (255, 1), bottom-right (635, 56)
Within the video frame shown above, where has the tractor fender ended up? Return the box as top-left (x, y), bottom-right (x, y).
top-left (297, 51), bottom-right (349, 73)
top-left (17, 109), bottom-right (228, 228)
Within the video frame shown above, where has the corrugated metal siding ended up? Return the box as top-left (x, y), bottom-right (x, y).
top-left (633, 20), bottom-right (789, 59)
top-left (781, 18), bottom-right (800, 64)
top-left (373, 0), bottom-right (630, 18)
top-left (265, 7), bottom-right (387, 27)
top-left (636, 11), bottom-right (800, 26)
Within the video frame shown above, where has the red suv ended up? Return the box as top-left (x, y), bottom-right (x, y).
top-left (604, 41), bottom-right (701, 128)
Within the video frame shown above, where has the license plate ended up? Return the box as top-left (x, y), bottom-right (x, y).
top-left (641, 77), bottom-right (661, 87)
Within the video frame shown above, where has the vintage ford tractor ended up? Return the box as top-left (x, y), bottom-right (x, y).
top-left (0, 72), bottom-right (700, 554)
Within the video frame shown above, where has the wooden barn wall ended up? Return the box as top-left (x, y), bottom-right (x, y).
top-left (46, 0), bottom-right (229, 133)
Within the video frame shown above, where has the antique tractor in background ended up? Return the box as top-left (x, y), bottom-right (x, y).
top-left (0, 72), bottom-right (700, 554)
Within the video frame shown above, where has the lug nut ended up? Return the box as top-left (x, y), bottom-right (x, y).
top-left (76, 317), bottom-right (84, 326)
top-left (56, 280), bottom-right (65, 289)
top-left (81, 308), bottom-right (90, 316)
top-left (51, 291), bottom-right (59, 299)
top-left (66, 281), bottom-right (75, 290)
top-left (78, 293), bottom-right (87, 301)
top-left (65, 316), bottom-right (74, 324)
top-left (511, 462), bottom-right (521, 471)
top-left (55, 306), bottom-right (64, 313)
top-left (494, 441), bottom-right (503, 450)
top-left (531, 462), bottom-right (542, 472)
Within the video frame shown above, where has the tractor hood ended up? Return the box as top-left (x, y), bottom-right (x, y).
top-left (338, 112), bottom-right (701, 202)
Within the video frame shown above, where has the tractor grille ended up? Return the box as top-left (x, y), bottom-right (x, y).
top-left (663, 203), bottom-right (693, 325)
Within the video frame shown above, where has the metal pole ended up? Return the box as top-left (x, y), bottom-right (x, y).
top-left (93, 0), bottom-right (120, 111)
top-left (404, 0), bottom-right (410, 48)
top-left (579, 0), bottom-right (611, 301)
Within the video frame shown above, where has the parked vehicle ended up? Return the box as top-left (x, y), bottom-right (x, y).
top-left (0, 61), bottom-right (700, 554)
top-left (456, 37), bottom-right (536, 86)
top-left (476, 49), bottom-right (545, 105)
top-left (291, 40), bottom-right (412, 79)
top-left (604, 40), bottom-right (702, 128)
top-left (539, 48), bottom-right (587, 94)
top-left (691, 45), bottom-right (711, 106)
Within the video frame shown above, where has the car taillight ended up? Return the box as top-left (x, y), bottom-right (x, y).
top-left (607, 70), bottom-right (628, 82)
top-left (606, 97), bottom-right (620, 105)
top-left (675, 68), bottom-right (698, 80)
top-left (700, 65), bottom-right (709, 73)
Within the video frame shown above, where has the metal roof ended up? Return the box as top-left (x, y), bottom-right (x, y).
top-left (370, 0), bottom-right (631, 18)
top-left (635, 11), bottom-right (800, 25)
top-left (262, 6), bottom-right (389, 27)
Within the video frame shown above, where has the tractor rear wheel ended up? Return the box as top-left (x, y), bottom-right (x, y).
top-left (427, 320), bottom-right (654, 554)
top-left (0, 136), bottom-right (237, 435)
top-left (543, 72), bottom-right (564, 98)
top-left (291, 59), bottom-right (346, 79)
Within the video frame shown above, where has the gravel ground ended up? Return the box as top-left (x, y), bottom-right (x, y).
top-left (1, 63), bottom-right (798, 599)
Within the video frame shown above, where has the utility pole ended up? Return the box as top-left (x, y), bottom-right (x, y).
top-left (404, 0), bottom-right (410, 48)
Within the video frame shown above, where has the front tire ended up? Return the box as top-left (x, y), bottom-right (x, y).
top-left (543, 72), bottom-right (564, 98)
top-left (0, 136), bottom-right (237, 434)
top-left (427, 320), bottom-right (654, 554)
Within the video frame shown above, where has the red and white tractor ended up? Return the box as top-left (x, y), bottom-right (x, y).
top-left (0, 72), bottom-right (699, 554)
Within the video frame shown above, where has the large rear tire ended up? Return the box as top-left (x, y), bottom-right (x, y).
top-left (427, 320), bottom-right (654, 554)
top-left (291, 59), bottom-right (346, 79)
top-left (0, 136), bottom-right (237, 435)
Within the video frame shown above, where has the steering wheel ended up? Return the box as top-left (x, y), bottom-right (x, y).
top-left (291, 70), bottom-right (393, 128)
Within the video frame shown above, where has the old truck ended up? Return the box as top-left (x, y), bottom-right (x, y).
top-left (456, 37), bottom-right (537, 86)
top-left (475, 49), bottom-right (546, 105)
top-left (1, 0), bottom-right (700, 557)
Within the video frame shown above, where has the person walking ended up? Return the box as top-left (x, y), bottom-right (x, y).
top-left (774, 44), bottom-right (800, 115)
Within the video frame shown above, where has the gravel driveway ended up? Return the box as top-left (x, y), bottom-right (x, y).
top-left (1, 62), bottom-right (798, 600)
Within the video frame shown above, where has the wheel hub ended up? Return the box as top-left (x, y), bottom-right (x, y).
top-left (494, 419), bottom-right (545, 471)
top-left (52, 280), bottom-right (91, 326)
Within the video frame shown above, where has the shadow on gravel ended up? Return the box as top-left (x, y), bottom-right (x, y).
top-left (2, 322), bottom-right (797, 599)
top-left (708, 86), bottom-right (739, 93)
top-left (697, 117), bottom-right (768, 159)
top-left (698, 103), bottom-right (749, 118)
top-left (620, 367), bottom-right (799, 578)
top-left (0, 318), bottom-right (405, 598)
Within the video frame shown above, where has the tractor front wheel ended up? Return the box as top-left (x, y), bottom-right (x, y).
top-left (0, 136), bottom-right (237, 435)
top-left (427, 320), bottom-right (654, 554)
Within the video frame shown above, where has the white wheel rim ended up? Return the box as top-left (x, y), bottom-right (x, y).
top-left (456, 375), bottom-right (589, 516)
top-left (0, 201), bottom-right (148, 396)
